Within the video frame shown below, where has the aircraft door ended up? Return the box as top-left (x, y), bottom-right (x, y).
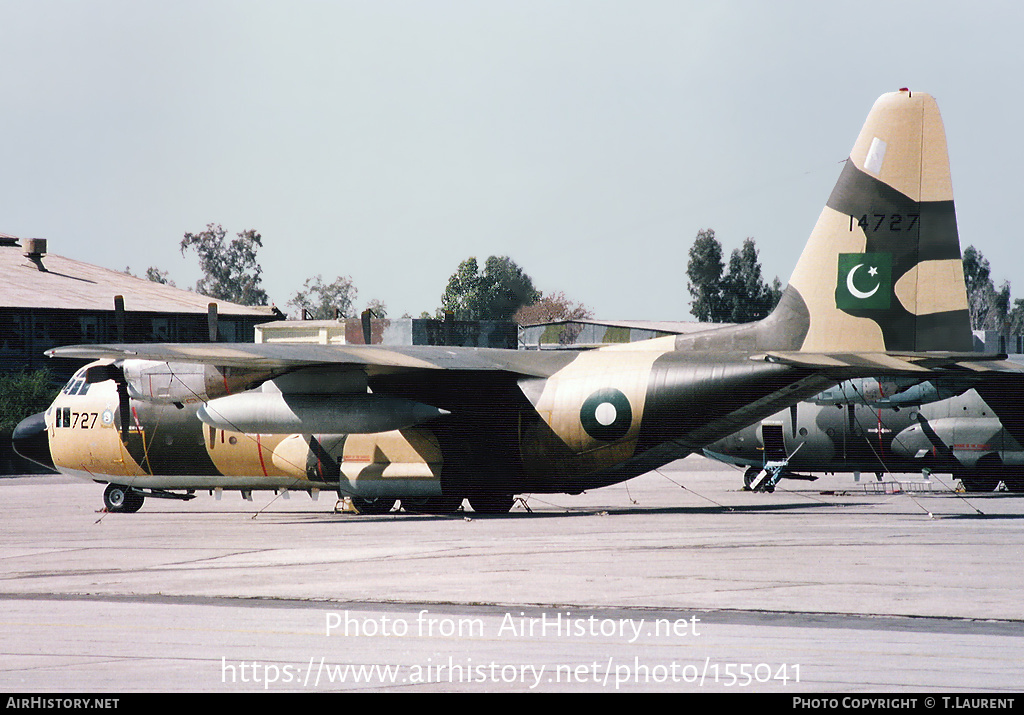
top-left (760, 423), bottom-right (787, 462)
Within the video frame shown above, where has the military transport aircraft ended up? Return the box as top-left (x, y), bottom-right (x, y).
top-left (14, 90), bottom-right (1020, 514)
top-left (703, 379), bottom-right (1024, 493)
top-left (890, 387), bottom-right (1024, 492)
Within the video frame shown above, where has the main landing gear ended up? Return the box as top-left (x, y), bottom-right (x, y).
top-left (349, 496), bottom-right (397, 514)
top-left (467, 494), bottom-right (517, 514)
top-left (348, 494), bottom-right (518, 515)
top-left (957, 455), bottom-right (1024, 493)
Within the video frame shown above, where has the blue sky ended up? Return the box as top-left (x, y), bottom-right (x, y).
top-left (1, 1), bottom-right (1021, 320)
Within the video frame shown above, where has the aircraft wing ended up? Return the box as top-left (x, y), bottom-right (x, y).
top-left (49, 343), bottom-right (1024, 380)
top-left (762, 351), bottom-right (1024, 376)
top-left (45, 342), bottom-right (576, 378)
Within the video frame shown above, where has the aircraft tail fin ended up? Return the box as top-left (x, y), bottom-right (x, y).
top-left (765, 89), bottom-right (972, 353)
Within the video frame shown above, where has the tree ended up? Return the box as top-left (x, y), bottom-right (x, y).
top-left (180, 223), bottom-right (269, 306)
top-left (439, 257), bottom-right (483, 318)
top-left (686, 229), bottom-right (725, 322)
top-left (145, 266), bottom-right (175, 286)
top-left (767, 276), bottom-right (783, 310)
top-left (686, 229), bottom-right (780, 323)
top-left (0, 370), bottom-right (58, 435)
top-left (514, 291), bottom-right (595, 346)
top-left (963, 245), bottom-right (1010, 331)
top-left (1008, 299), bottom-right (1024, 336)
top-left (364, 299), bottom-right (388, 319)
top-left (124, 266), bottom-right (175, 286)
top-left (288, 274), bottom-right (357, 320)
top-left (439, 255), bottom-right (540, 320)
top-left (513, 291), bottom-right (593, 326)
top-left (721, 238), bottom-right (781, 322)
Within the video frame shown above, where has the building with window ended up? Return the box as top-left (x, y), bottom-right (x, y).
top-left (0, 234), bottom-right (281, 378)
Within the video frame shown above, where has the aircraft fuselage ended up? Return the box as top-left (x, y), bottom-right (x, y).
top-left (36, 351), bottom-right (829, 504)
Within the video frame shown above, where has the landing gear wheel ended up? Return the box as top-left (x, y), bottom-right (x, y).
top-left (960, 476), bottom-right (999, 493)
top-left (104, 484), bottom-right (144, 513)
top-left (962, 456), bottom-right (1003, 493)
top-left (350, 496), bottom-right (396, 514)
top-left (468, 494), bottom-right (515, 514)
top-left (401, 496), bottom-right (464, 514)
top-left (743, 467), bottom-right (759, 490)
top-left (124, 490), bottom-right (144, 513)
top-left (1001, 479), bottom-right (1024, 492)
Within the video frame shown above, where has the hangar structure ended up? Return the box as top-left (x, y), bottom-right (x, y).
top-left (0, 233), bottom-right (281, 378)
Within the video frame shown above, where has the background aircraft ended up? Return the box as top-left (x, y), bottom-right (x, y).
top-left (15, 90), bottom-right (1014, 513)
top-left (704, 378), bottom-right (1024, 493)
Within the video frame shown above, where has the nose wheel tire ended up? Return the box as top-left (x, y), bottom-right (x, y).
top-left (743, 467), bottom-right (759, 490)
top-left (103, 484), bottom-right (145, 513)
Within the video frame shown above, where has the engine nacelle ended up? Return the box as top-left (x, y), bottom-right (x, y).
top-left (810, 377), bottom-right (972, 408)
top-left (197, 391), bottom-right (449, 434)
top-left (892, 416), bottom-right (1009, 467)
top-left (117, 360), bottom-right (275, 404)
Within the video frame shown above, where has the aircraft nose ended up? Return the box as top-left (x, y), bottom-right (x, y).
top-left (12, 411), bottom-right (54, 471)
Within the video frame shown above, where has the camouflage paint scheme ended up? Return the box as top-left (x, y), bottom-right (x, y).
top-left (15, 91), bottom-right (1021, 513)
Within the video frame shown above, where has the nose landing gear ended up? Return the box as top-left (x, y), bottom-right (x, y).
top-left (103, 483), bottom-right (145, 513)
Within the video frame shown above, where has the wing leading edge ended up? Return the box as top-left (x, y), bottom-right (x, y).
top-left (46, 342), bottom-right (578, 378)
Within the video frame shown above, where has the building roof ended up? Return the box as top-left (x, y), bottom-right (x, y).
top-left (0, 236), bottom-right (277, 316)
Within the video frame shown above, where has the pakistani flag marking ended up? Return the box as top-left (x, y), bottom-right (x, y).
top-left (836, 253), bottom-right (892, 310)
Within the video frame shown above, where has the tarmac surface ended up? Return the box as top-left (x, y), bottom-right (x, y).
top-left (2, 455), bottom-right (1023, 693)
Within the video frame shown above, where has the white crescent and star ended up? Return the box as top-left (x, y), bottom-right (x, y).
top-left (847, 263), bottom-right (880, 299)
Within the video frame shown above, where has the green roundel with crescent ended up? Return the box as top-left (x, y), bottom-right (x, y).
top-left (836, 252), bottom-right (892, 310)
top-left (580, 388), bottom-right (633, 442)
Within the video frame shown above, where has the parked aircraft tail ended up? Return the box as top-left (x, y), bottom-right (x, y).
top-left (677, 90), bottom-right (973, 356)
top-left (778, 89), bottom-right (972, 353)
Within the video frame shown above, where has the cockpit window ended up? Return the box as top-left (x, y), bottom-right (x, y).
top-left (61, 376), bottom-right (90, 396)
